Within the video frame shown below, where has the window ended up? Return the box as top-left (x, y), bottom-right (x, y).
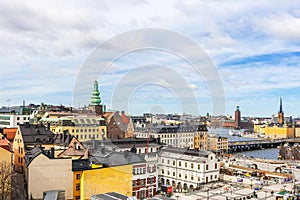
top-left (179, 173), bottom-right (181, 178)
top-left (76, 174), bottom-right (81, 180)
top-left (167, 171), bottom-right (170, 175)
top-left (210, 175), bottom-right (213, 180)
top-left (191, 175), bottom-right (194, 180)
top-left (198, 164), bottom-right (200, 170)
top-left (179, 161), bottom-right (181, 167)
top-left (191, 163), bottom-right (194, 169)
top-left (215, 163), bottom-right (218, 169)
top-left (173, 172), bottom-right (175, 177)
top-left (162, 169), bottom-right (164, 174)
top-left (75, 196), bottom-right (80, 200)
top-left (167, 160), bottom-right (170, 165)
top-left (206, 164), bottom-right (208, 171)
top-left (185, 174), bottom-right (187, 179)
top-left (173, 160), bottom-right (175, 166)
top-left (76, 183), bottom-right (80, 191)
top-left (185, 162), bottom-right (187, 168)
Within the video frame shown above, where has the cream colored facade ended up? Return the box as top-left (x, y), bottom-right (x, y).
top-left (40, 116), bottom-right (107, 142)
top-left (295, 127), bottom-right (300, 138)
top-left (207, 136), bottom-right (228, 153)
top-left (26, 154), bottom-right (73, 200)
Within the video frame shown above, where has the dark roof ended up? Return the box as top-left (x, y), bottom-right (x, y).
top-left (91, 192), bottom-right (130, 200)
top-left (91, 150), bottom-right (145, 166)
top-left (72, 150), bottom-right (145, 171)
top-left (20, 124), bottom-right (72, 146)
top-left (134, 124), bottom-right (207, 133)
top-left (160, 146), bottom-right (211, 157)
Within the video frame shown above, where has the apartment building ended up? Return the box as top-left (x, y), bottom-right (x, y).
top-left (134, 125), bottom-right (196, 149)
top-left (158, 147), bottom-right (220, 192)
top-left (207, 136), bottom-right (228, 154)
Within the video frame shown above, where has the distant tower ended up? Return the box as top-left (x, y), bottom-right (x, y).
top-left (278, 97), bottom-right (284, 125)
top-left (235, 106), bottom-right (241, 129)
top-left (90, 81), bottom-right (101, 105)
top-left (89, 81), bottom-right (106, 115)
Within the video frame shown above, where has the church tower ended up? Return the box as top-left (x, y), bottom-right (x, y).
top-left (278, 97), bottom-right (284, 125)
top-left (89, 80), bottom-right (106, 115)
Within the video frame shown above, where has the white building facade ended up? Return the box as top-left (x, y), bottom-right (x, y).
top-left (0, 114), bottom-right (30, 128)
top-left (157, 147), bottom-right (220, 191)
top-left (134, 125), bottom-right (195, 149)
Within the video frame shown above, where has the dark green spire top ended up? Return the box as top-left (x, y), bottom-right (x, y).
top-left (90, 80), bottom-right (101, 105)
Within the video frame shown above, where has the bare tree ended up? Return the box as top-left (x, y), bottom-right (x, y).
top-left (0, 160), bottom-right (12, 200)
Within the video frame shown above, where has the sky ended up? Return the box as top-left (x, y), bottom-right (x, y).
top-left (1, 0), bottom-right (300, 117)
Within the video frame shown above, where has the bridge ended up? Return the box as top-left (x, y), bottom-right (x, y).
top-left (228, 138), bottom-right (300, 152)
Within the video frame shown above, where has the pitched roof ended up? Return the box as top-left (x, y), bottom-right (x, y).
top-left (3, 128), bottom-right (17, 141)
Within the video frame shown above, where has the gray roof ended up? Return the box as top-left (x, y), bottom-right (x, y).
top-left (91, 192), bottom-right (131, 200)
top-left (90, 150), bottom-right (145, 166)
top-left (20, 124), bottom-right (72, 146)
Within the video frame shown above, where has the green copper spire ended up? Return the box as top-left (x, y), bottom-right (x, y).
top-left (90, 80), bottom-right (101, 105)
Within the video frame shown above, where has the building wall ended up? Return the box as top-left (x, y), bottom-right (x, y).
top-left (295, 127), bottom-right (300, 138)
top-left (194, 131), bottom-right (207, 150)
top-left (80, 165), bottom-right (133, 200)
top-left (207, 137), bottom-right (228, 153)
top-left (135, 132), bottom-right (195, 149)
top-left (0, 114), bottom-right (30, 128)
top-left (12, 128), bottom-right (25, 173)
top-left (0, 147), bottom-right (13, 200)
top-left (27, 154), bottom-right (73, 200)
top-left (264, 126), bottom-right (295, 138)
top-left (253, 124), bottom-right (265, 133)
top-left (73, 171), bottom-right (82, 200)
top-left (158, 152), bottom-right (219, 190)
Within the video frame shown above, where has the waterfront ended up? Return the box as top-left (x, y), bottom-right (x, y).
top-left (209, 128), bottom-right (281, 160)
top-left (235, 148), bottom-right (279, 160)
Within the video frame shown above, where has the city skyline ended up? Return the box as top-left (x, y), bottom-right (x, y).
top-left (1, 1), bottom-right (300, 117)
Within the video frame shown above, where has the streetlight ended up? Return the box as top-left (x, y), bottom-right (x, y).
top-left (207, 188), bottom-right (209, 200)
top-left (264, 190), bottom-right (267, 200)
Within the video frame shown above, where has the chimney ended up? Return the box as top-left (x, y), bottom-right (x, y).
top-left (50, 147), bottom-right (54, 158)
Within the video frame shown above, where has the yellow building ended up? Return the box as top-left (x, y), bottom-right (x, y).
top-left (295, 127), bottom-right (300, 138)
top-left (40, 116), bottom-right (107, 142)
top-left (264, 124), bottom-right (295, 139)
top-left (73, 160), bottom-right (133, 200)
top-left (194, 125), bottom-right (208, 150)
top-left (253, 124), bottom-right (265, 134)
top-left (207, 136), bottom-right (228, 153)
top-left (81, 165), bottom-right (132, 200)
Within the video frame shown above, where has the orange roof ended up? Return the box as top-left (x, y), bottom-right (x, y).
top-left (0, 138), bottom-right (10, 147)
top-left (3, 128), bottom-right (17, 140)
top-left (121, 113), bottom-right (129, 124)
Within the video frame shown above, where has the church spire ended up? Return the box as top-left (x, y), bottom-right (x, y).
top-left (90, 80), bottom-right (101, 106)
top-left (278, 97), bottom-right (284, 125)
top-left (279, 97), bottom-right (282, 113)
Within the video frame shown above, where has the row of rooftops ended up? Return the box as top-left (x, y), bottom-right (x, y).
top-left (134, 124), bottom-right (208, 133)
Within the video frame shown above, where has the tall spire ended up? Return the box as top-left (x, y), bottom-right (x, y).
top-left (279, 97), bottom-right (282, 113)
top-left (90, 81), bottom-right (101, 106)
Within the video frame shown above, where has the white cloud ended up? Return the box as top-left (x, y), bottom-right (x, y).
top-left (1, 0), bottom-right (300, 115)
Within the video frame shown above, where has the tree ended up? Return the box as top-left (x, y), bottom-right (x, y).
top-left (0, 160), bottom-right (12, 200)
